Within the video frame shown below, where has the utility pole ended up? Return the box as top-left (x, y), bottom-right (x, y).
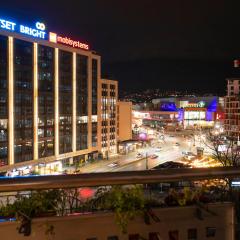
top-left (146, 152), bottom-right (148, 170)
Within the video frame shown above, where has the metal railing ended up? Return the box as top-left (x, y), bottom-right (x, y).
top-left (0, 166), bottom-right (239, 191)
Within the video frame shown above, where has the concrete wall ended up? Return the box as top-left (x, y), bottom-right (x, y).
top-left (0, 203), bottom-right (234, 240)
top-left (118, 101), bottom-right (133, 142)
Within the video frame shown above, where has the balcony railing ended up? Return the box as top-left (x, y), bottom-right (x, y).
top-left (0, 166), bottom-right (239, 191)
top-left (0, 167), bottom-right (238, 239)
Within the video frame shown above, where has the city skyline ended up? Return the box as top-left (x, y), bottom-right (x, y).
top-left (1, 1), bottom-right (240, 93)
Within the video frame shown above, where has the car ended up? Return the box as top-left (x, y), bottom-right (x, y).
top-left (136, 153), bottom-right (143, 158)
top-left (169, 135), bottom-right (174, 137)
top-left (149, 154), bottom-right (158, 159)
top-left (182, 151), bottom-right (188, 155)
top-left (187, 152), bottom-right (195, 156)
top-left (173, 143), bottom-right (180, 147)
top-left (107, 162), bottom-right (118, 167)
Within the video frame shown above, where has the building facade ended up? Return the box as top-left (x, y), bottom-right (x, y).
top-left (150, 96), bottom-right (224, 129)
top-left (224, 79), bottom-right (240, 138)
top-left (117, 101), bottom-right (133, 141)
top-left (132, 110), bottom-right (180, 130)
top-left (0, 17), bottom-right (101, 169)
top-left (0, 203), bottom-right (234, 240)
top-left (100, 79), bottom-right (118, 158)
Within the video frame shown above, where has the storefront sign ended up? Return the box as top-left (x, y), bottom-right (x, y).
top-left (49, 32), bottom-right (89, 50)
top-left (187, 101), bottom-right (205, 108)
top-left (0, 18), bottom-right (46, 39)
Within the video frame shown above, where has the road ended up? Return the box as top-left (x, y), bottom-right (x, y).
top-left (80, 133), bottom-right (195, 173)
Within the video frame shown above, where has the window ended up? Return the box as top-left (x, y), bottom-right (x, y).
top-left (92, 59), bottom-right (98, 147)
top-left (38, 44), bottom-right (55, 158)
top-left (92, 59), bottom-right (98, 115)
top-left (14, 39), bottom-right (33, 163)
top-left (102, 83), bottom-right (107, 89)
top-left (59, 50), bottom-right (73, 154)
top-left (129, 234), bottom-right (139, 240)
top-left (168, 230), bottom-right (179, 240)
top-left (76, 54), bottom-right (88, 150)
top-left (0, 35), bottom-right (8, 166)
top-left (206, 227), bottom-right (216, 237)
top-left (149, 232), bottom-right (161, 240)
top-left (188, 228), bottom-right (197, 240)
top-left (107, 236), bottom-right (118, 240)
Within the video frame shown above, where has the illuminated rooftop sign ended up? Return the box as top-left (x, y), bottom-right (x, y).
top-left (0, 16), bottom-right (89, 50)
top-left (49, 32), bottom-right (89, 50)
top-left (0, 18), bottom-right (46, 39)
top-left (187, 101), bottom-right (206, 108)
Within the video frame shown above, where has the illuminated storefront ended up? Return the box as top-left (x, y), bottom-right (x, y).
top-left (134, 97), bottom-right (224, 130)
top-left (132, 110), bottom-right (181, 129)
top-left (0, 16), bottom-right (101, 169)
top-left (183, 101), bottom-right (215, 128)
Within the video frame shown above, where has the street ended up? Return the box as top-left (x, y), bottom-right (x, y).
top-left (80, 133), bottom-right (196, 173)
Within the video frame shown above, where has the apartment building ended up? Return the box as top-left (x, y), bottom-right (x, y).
top-left (224, 79), bottom-right (240, 138)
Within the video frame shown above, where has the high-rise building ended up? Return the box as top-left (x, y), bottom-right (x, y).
top-left (0, 16), bottom-right (101, 168)
top-left (0, 16), bottom-right (134, 171)
top-left (224, 79), bottom-right (240, 138)
top-left (100, 79), bottom-right (118, 158)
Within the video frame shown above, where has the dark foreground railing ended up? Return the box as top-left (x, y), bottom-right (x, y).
top-left (0, 166), bottom-right (239, 191)
top-left (0, 167), bottom-right (238, 238)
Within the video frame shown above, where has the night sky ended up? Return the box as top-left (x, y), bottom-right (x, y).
top-left (1, 1), bottom-right (240, 94)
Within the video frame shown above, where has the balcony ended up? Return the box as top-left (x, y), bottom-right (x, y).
top-left (0, 167), bottom-right (238, 240)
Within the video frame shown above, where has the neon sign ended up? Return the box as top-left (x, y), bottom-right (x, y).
top-left (0, 16), bottom-right (89, 50)
top-left (49, 32), bottom-right (89, 50)
top-left (187, 101), bottom-right (206, 108)
top-left (0, 18), bottom-right (46, 39)
top-left (0, 19), bottom-right (16, 31)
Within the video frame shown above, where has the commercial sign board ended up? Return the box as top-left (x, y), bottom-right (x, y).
top-left (0, 18), bottom-right (46, 39)
top-left (187, 101), bottom-right (206, 108)
top-left (49, 32), bottom-right (89, 50)
top-left (0, 16), bottom-right (89, 50)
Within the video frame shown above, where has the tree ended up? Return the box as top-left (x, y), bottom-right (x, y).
top-left (203, 130), bottom-right (240, 167)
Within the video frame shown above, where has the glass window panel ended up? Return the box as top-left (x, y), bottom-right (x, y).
top-left (14, 39), bottom-right (33, 163)
top-left (0, 35), bottom-right (8, 166)
top-left (59, 50), bottom-right (72, 154)
top-left (38, 44), bottom-right (55, 158)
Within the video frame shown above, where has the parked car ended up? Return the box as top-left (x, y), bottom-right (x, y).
top-left (136, 153), bottom-right (143, 158)
top-left (173, 143), bottom-right (180, 147)
top-left (107, 162), bottom-right (118, 167)
top-left (149, 154), bottom-right (158, 159)
top-left (182, 151), bottom-right (195, 156)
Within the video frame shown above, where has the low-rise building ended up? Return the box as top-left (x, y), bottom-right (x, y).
top-left (134, 96), bottom-right (224, 130)
top-left (0, 203), bottom-right (233, 240)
